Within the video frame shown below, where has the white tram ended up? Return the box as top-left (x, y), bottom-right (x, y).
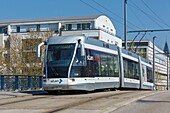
top-left (37, 35), bottom-right (154, 91)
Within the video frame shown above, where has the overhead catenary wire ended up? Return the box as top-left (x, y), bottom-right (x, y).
top-left (141, 0), bottom-right (170, 28)
top-left (134, 32), bottom-right (146, 53)
top-left (80, 0), bottom-right (140, 30)
top-left (91, 0), bottom-right (142, 29)
top-left (129, 0), bottom-right (164, 28)
top-left (129, 32), bottom-right (140, 51)
top-left (128, 6), bottom-right (146, 28)
top-left (79, 0), bottom-right (123, 25)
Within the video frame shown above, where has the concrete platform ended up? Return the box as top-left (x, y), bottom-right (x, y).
top-left (0, 91), bottom-right (32, 99)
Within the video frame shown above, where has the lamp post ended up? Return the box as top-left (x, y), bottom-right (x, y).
top-left (153, 36), bottom-right (157, 90)
top-left (124, 0), bottom-right (127, 49)
top-left (167, 55), bottom-right (169, 90)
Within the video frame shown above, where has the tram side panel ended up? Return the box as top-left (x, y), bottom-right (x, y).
top-left (118, 47), bottom-right (140, 89)
top-left (84, 47), bottom-right (120, 90)
top-left (141, 61), bottom-right (154, 90)
top-left (118, 47), bottom-right (153, 90)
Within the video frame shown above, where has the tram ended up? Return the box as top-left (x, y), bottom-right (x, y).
top-left (37, 35), bottom-right (154, 91)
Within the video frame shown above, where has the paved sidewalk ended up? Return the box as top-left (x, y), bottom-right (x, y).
top-left (0, 91), bottom-right (32, 99)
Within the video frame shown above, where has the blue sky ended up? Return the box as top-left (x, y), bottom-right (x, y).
top-left (1, 0), bottom-right (170, 49)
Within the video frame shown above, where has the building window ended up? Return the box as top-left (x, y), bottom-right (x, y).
top-left (17, 26), bottom-right (20, 32)
top-left (72, 24), bottom-right (77, 30)
top-left (66, 24), bottom-right (72, 30)
top-left (77, 24), bottom-right (81, 30)
top-left (0, 27), bottom-right (3, 33)
top-left (40, 24), bottom-right (58, 32)
top-left (115, 41), bottom-right (118, 46)
top-left (65, 23), bottom-right (91, 31)
top-left (82, 23), bottom-right (90, 30)
top-left (0, 27), bottom-right (7, 34)
top-left (82, 23), bottom-right (86, 30)
top-left (18, 25), bottom-right (37, 32)
top-left (37, 25), bottom-right (40, 32)
top-left (40, 24), bottom-right (49, 31)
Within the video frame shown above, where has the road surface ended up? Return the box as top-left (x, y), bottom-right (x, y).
top-left (0, 90), bottom-right (163, 113)
top-left (112, 90), bottom-right (170, 113)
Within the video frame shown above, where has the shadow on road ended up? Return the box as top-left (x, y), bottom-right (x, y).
top-left (137, 99), bottom-right (170, 103)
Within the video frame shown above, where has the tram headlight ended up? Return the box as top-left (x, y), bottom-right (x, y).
top-left (71, 71), bottom-right (81, 77)
top-left (43, 74), bottom-right (46, 78)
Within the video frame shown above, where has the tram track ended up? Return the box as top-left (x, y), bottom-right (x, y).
top-left (0, 90), bottom-right (157, 113)
top-left (0, 96), bottom-right (49, 106)
top-left (43, 91), bottom-right (134, 113)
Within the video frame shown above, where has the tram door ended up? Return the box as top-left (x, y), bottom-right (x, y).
top-left (84, 55), bottom-right (98, 91)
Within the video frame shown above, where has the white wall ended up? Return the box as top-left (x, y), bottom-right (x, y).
top-left (95, 15), bottom-right (116, 35)
top-left (99, 30), bottom-right (122, 47)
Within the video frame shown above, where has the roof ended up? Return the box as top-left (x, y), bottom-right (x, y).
top-left (163, 41), bottom-right (170, 56)
top-left (0, 15), bottom-right (101, 25)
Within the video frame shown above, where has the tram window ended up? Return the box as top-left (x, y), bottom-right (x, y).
top-left (100, 55), bottom-right (108, 77)
top-left (89, 50), bottom-right (119, 77)
top-left (113, 57), bottom-right (119, 77)
top-left (108, 55), bottom-right (114, 77)
top-left (147, 67), bottom-right (153, 83)
top-left (123, 58), bottom-right (139, 80)
top-left (123, 59), bottom-right (128, 78)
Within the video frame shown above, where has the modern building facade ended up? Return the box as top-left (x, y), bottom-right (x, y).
top-left (124, 40), bottom-right (169, 90)
top-left (0, 15), bottom-right (122, 47)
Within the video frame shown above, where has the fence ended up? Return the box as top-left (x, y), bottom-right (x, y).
top-left (0, 74), bottom-right (42, 91)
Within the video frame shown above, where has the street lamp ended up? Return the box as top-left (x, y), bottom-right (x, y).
top-left (124, 0), bottom-right (127, 49)
top-left (153, 36), bottom-right (157, 90)
top-left (166, 55), bottom-right (169, 90)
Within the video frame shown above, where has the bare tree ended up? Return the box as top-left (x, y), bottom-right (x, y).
top-left (0, 30), bottom-right (54, 74)
top-left (21, 30), bottom-right (53, 74)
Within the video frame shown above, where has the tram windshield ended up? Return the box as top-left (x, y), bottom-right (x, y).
top-left (47, 44), bottom-right (75, 78)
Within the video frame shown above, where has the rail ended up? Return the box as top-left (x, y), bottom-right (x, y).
top-left (0, 74), bottom-right (42, 91)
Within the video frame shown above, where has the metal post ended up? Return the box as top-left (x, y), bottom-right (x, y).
top-left (124, 0), bottom-right (127, 49)
top-left (15, 76), bottom-right (19, 91)
top-left (39, 76), bottom-right (43, 89)
top-left (153, 36), bottom-right (157, 90)
top-left (167, 56), bottom-right (169, 90)
top-left (28, 75), bottom-right (31, 90)
top-left (1, 75), bottom-right (4, 90)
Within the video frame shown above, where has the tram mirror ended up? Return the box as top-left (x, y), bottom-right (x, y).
top-left (36, 42), bottom-right (45, 57)
top-left (81, 44), bottom-right (85, 57)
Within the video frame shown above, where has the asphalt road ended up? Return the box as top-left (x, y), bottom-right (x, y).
top-left (112, 90), bottom-right (170, 113)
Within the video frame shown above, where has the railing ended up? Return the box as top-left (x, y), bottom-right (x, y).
top-left (0, 74), bottom-right (42, 91)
